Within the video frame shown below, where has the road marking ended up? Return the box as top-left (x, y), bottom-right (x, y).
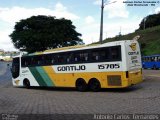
top-left (147, 75), bottom-right (160, 78)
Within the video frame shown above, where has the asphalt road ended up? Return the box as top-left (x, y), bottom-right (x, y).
top-left (0, 62), bottom-right (12, 87)
top-left (0, 61), bottom-right (160, 120)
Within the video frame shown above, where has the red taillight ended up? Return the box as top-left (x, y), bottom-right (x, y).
top-left (126, 71), bottom-right (129, 78)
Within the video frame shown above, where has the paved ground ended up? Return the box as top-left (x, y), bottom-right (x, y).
top-left (0, 61), bottom-right (160, 119)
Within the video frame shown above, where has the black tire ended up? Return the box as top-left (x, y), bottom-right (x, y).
top-left (76, 79), bottom-right (87, 92)
top-left (88, 79), bottom-right (101, 92)
top-left (23, 79), bottom-right (30, 89)
top-left (153, 65), bottom-right (157, 70)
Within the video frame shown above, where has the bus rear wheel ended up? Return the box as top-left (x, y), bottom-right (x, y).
top-left (88, 79), bottom-right (101, 92)
top-left (23, 79), bottom-right (30, 89)
top-left (76, 79), bottom-right (87, 92)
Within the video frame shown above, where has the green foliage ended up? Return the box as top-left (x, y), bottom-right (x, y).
top-left (139, 12), bottom-right (160, 30)
top-left (142, 38), bottom-right (160, 55)
top-left (10, 15), bottom-right (83, 53)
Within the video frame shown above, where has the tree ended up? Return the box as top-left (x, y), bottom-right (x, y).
top-left (10, 15), bottom-right (83, 53)
top-left (139, 13), bottom-right (160, 30)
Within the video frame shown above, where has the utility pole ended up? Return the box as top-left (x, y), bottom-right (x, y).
top-left (143, 17), bottom-right (147, 30)
top-left (99, 0), bottom-right (104, 44)
top-left (99, 0), bottom-right (117, 44)
top-left (119, 26), bottom-right (121, 36)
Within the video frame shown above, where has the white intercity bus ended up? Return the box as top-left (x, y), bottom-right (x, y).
top-left (11, 40), bottom-right (143, 91)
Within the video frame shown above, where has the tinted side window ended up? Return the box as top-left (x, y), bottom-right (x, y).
top-left (110, 46), bottom-right (121, 60)
top-left (91, 50), bottom-right (99, 61)
top-left (90, 48), bottom-right (110, 61)
top-left (148, 57), bottom-right (151, 62)
top-left (44, 54), bottom-right (54, 65)
top-left (22, 57), bottom-right (31, 67)
top-left (74, 51), bottom-right (89, 62)
top-left (56, 53), bottom-right (65, 63)
top-left (66, 52), bottom-right (74, 63)
top-left (36, 55), bottom-right (44, 65)
top-left (22, 55), bottom-right (44, 67)
top-left (142, 57), bottom-right (145, 62)
top-left (21, 46), bottom-right (122, 66)
top-left (90, 46), bottom-right (121, 62)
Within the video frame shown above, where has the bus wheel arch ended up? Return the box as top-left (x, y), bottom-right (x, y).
top-left (75, 78), bottom-right (87, 92)
top-left (23, 78), bottom-right (30, 89)
top-left (88, 78), bottom-right (101, 92)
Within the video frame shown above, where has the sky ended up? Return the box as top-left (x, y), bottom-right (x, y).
top-left (0, 0), bottom-right (160, 51)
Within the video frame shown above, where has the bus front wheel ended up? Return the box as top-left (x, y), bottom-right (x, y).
top-left (76, 79), bottom-right (87, 92)
top-left (143, 65), bottom-right (146, 69)
top-left (88, 78), bottom-right (101, 92)
top-left (23, 79), bottom-right (30, 89)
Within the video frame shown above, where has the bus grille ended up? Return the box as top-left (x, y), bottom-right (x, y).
top-left (107, 75), bottom-right (122, 86)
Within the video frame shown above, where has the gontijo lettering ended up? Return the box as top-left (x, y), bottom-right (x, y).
top-left (128, 51), bottom-right (139, 55)
top-left (57, 65), bottom-right (86, 71)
